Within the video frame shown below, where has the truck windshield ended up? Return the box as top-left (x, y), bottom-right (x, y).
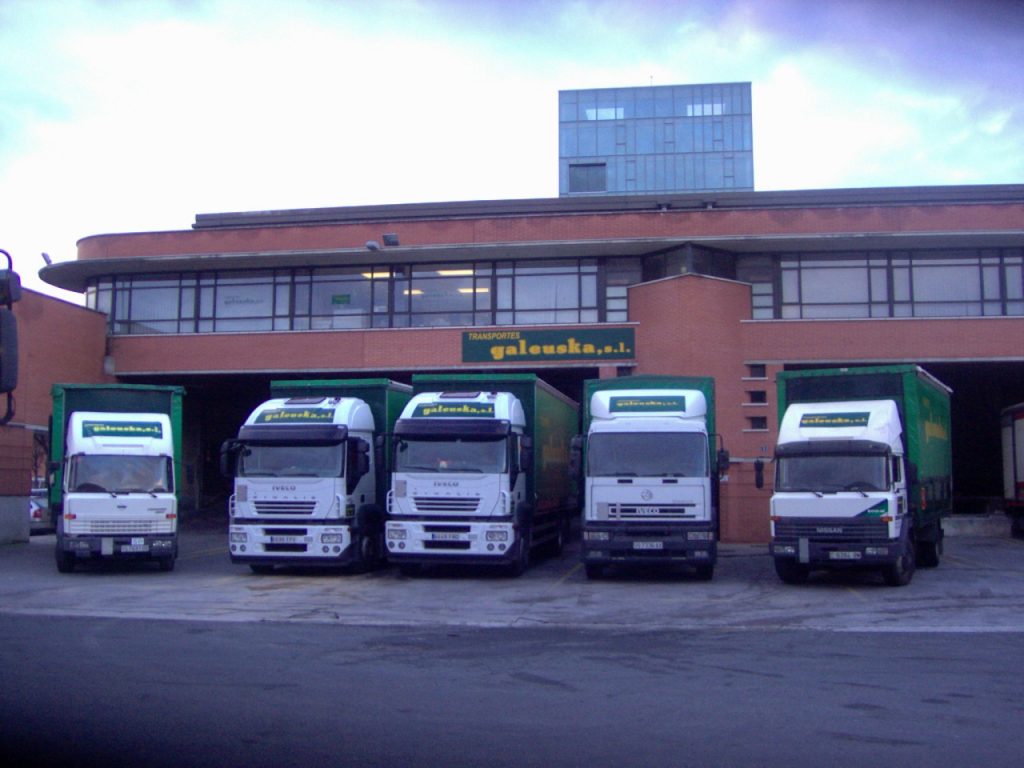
top-left (69, 454), bottom-right (173, 494)
top-left (775, 454), bottom-right (888, 493)
top-left (587, 433), bottom-right (707, 477)
top-left (239, 444), bottom-right (345, 478)
top-left (395, 436), bottom-right (507, 473)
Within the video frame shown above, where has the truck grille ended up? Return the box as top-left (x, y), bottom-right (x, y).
top-left (774, 517), bottom-right (888, 541)
top-left (610, 504), bottom-right (696, 520)
top-left (70, 520), bottom-right (174, 535)
top-left (412, 497), bottom-right (481, 514)
top-left (254, 500), bottom-right (316, 515)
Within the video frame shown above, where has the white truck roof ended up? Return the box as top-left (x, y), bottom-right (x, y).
top-left (778, 400), bottom-right (902, 451)
top-left (67, 411), bottom-right (174, 456)
top-left (401, 391), bottom-right (526, 429)
top-left (589, 389), bottom-right (708, 434)
top-left (246, 397), bottom-right (374, 431)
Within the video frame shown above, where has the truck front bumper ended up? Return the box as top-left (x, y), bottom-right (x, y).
top-left (60, 534), bottom-right (176, 560)
top-left (385, 519), bottom-right (519, 565)
top-left (770, 538), bottom-right (900, 566)
top-left (228, 522), bottom-right (357, 565)
top-left (581, 522), bottom-right (717, 565)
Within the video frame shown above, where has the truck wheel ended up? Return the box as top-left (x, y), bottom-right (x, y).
top-left (250, 564), bottom-right (275, 575)
top-left (916, 539), bottom-right (940, 568)
top-left (584, 563), bottom-right (604, 580)
top-left (158, 557), bottom-right (175, 572)
top-left (882, 537), bottom-right (916, 587)
top-left (55, 548), bottom-right (75, 574)
top-left (507, 530), bottom-right (531, 577)
top-left (773, 557), bottom-right (809, 585)
top-left (356, 530), bottom-right (384, 572)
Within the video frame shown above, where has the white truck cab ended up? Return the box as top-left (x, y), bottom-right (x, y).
top-left (581, 388), bottom-right (717, 579)
top-left (225, 395), bottom-right (379, 572)
top-left (770, 400), bottom-right (911, 583)
top-left (386, 391), bottom-right (529, 572)
top-left (56, 411), bottom-right (178, 572)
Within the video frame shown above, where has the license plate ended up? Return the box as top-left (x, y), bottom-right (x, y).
top-left (268, 536), bottom-right (303, 544)
top-left (120, 544), bottom-right (148, 553)
top-left (829, 550), bottom-right (862, 560)
top-left (633, 541), bottom-right (664, 550)
top-left (432, 532), bottom-right (463, 541)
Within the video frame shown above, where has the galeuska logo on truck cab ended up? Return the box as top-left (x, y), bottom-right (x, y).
top-left (799, 412), bottom-right (871, 428)
top-left (256, 408), bottom-right (334, 424)
top-left (413, 403), bottom-right (495, 418)
top-left (83, 421), bottom-right (163, 438)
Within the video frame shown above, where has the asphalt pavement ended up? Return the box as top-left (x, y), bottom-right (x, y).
top-left (3, 522), bottom-right (1023, 633)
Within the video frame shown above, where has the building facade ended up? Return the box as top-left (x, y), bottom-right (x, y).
top-left (559, 83), bottom-right (754, 196)
top-left (1, 184), bottom-right (1020, 545)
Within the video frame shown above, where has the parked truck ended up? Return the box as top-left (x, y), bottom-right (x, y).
top-left (769, 365), bottom-right (952, 586)
top-left (50, 383), bottom-right (185, 573)
top-left (577, 376), bottom-right (726, 580)
top-left (221, 379), bottom-right (411, 573)
top-left (1002, 402), bottom-right (1024, 538)
top-left (386, 373), bottom-right (578, 576)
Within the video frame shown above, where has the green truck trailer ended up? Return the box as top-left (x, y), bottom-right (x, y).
top-left (770, 365), bottom-right (952, 586)
top-left (577, 375), bottom-right (727, 580)
top-left (221, 378), bottom-right (412, 572)
top-left (385, 373), bottom-right (578, 576)
top-left (50, 383), bottom-right (186, 573)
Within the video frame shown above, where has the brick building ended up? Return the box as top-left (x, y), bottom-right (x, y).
top-left (2, 184), bottom-right (1021, 543)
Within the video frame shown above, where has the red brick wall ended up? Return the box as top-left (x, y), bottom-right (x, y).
top-left (76, 202), bottom-right (1024, 260)
top-left (0, 290), bottom-right (110, 494)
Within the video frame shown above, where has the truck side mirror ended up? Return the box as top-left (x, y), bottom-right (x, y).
top-left (355, 438), bottom-right (371, 478)
top-left (570, 435), bottom-right (583, 477)
top-left (219, 439), bottom-right (240, 478)
top-left (754, 458), bottom-right (764, 490)
top-left (520, 435), bottom-right (533, 469)
top-left (717, 449), bottom-right (730, 474)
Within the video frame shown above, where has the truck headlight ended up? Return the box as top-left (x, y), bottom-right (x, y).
top-left (584, 531), bottom-right (610, 542)
top-left (486, 530), bottom-right (509, 542)
top-left (688, 531), bottom-right (713, 542)
top-left (321, 533), bottom-right (345, 544)
top-left (230, 532), bottom-right (248, 543)
top-left (387, 528), bottom-right (407, 540)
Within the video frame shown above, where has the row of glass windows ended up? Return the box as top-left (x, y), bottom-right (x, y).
top-left (563, 152), bottom-right (755, 194)
top-left (88, 259), bottom-right (645, 335)
top-left (560, 115), bottom-right (754, 158)
top-left (739, 250), bottom-right (1024, 320)
top-left (559, 84), bottom-right (752, 122)
top-left (85, 248), bottom-right (1024, 335)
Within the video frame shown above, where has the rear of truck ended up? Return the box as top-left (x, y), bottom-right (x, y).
top-left (579, 376), bottom-right (719, 580)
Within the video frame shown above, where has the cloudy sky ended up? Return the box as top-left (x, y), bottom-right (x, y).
top-left (1, 0), bottom-right (1022, 300)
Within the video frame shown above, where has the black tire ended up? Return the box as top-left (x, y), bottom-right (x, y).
top-left (249, 564), bottom-right (275, 575)
top-left (882, 535), bottom-right (916, 587)
top-left (158, 556), bottom-right (175, 572)
top-left (55, 548), bottom-right (75, 574)
top-left (507, 529), bottom-right (531, 577)
top-left (774, 557), bottom-right (809, 585)
top-left (916, 539), bottom-right (940, 568)
top-left (584, 563), bottom-right (604, 580)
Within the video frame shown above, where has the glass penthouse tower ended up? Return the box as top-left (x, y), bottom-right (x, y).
top-left (559, 82), bottom-right (753, 196)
